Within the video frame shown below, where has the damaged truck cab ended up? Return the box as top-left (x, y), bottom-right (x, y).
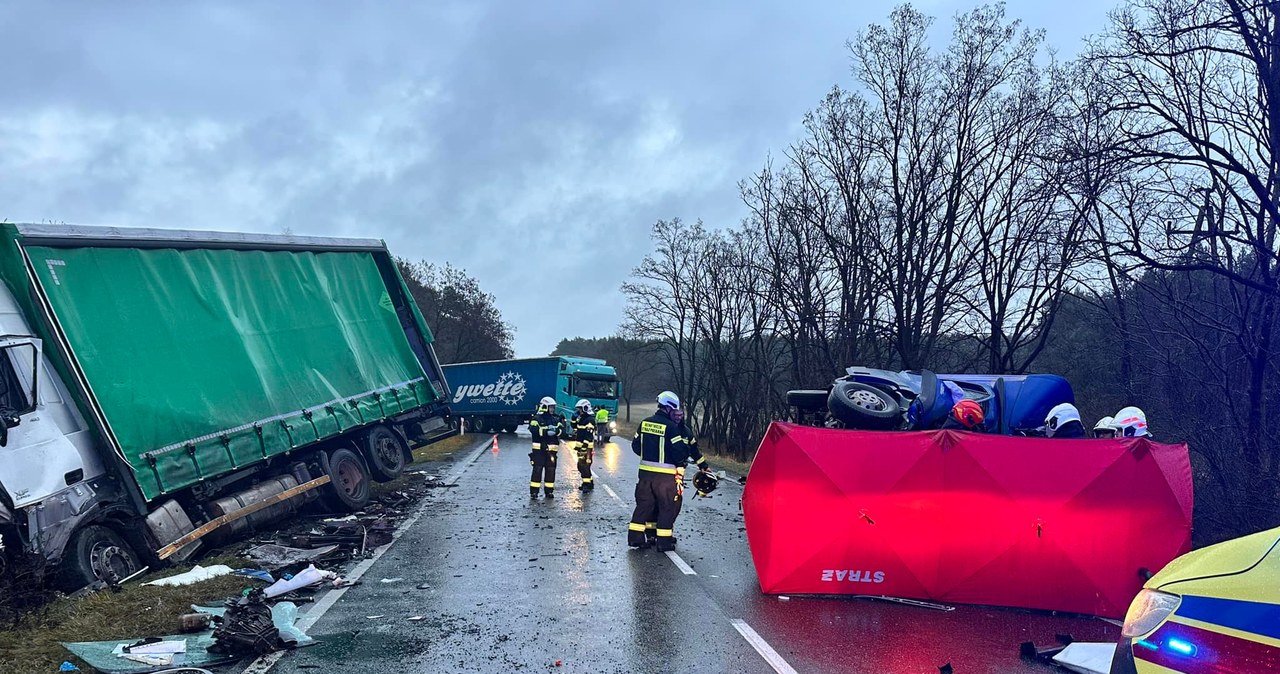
top-left (0, 224), bottom-right (455, 591)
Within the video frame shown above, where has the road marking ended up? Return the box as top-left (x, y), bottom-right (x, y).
top-left (665, 550), bottom-right (697, 575)
top-left (241, 435), bottom-right (492, 673)
top-left (731, 619), bottom-right (800, 674)
top-left (600, 482), bottom-right (623, 504)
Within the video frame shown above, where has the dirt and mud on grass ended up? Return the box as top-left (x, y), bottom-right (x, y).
top-left (0, 433), bottom-right (481, 674)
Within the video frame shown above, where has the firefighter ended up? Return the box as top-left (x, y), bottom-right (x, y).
top-left (628, 390), bottom-right (710, 551)
top-left (1044, 402), bottom-right (1086, 438)
top-left (571, 399), bottom-right (596, 491)
top-left (528, 396), bottom-right (562, 498)
top-left (595, 406), bottom-right (611, 444)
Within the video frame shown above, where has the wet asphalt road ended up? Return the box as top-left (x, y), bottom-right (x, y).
top-left (268, 432), bottom-right (1118, 674)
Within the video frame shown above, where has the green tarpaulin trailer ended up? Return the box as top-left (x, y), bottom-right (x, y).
top-left (0, 224), bottom-right (455, 589)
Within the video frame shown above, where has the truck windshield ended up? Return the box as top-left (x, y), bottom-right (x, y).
top-left (572, 377), bottom-right (617, 400)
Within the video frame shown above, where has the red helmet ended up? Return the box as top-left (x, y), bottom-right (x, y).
top-left (951, 399), bottom-right (984, 429)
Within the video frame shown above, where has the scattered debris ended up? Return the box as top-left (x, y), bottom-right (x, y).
top-left (177, 612), bottom-right (213, 633)
top-left (62, 634), bottom-right (236, 673)
top-left (209, 589), bottom-right (278, 656)
top-left (232, 568), bottom-right (276, 583)
top-left (143, 564), bottom-right (235, 587)
top-left (244, 543), bottom-right (341, 571)
top-left (1052, 642), bottom-right (1116, 674)
top-left (1020, 634), bottom-right (1076, 667)
top-left (778, 596), bottom-right (790, 602)
top-left (852, 595), bottom-right (955, 611)
top-left (407, 615), bottom-right (426, 621)
top-left (379, 577), bottom-right (403, 584)
top-left (264, 564), bottom-right (335, 598)
top-left (366, 615), bottom-right (385, 619)
top-left (58, 662), bottom-right (80, 672)
top-left (322, 515), bottom-right (358, 523)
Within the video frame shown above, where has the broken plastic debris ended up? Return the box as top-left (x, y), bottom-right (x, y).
top-left (408, 616), bottom-right (426, 621)
top-left (778, 596), bottom-right (790, 601)
top-left (263, 564), bottom-right (335, 598)
top-left (245, 543), bottom-right (341, 570)
top-left (120, 640), bottom-right (187, 655)
top-left (379, 577), bottom-right (403, 583)
top-left (323, 515), bottom-right (358, 523)
top-left (232, 568), bottom-right (275, 583)
top-left (143, 564), bottom-right (234, 587)
top-left (366, 615), bottom-right (385, 619)
top-left (1052, 642), bottom-right (1116, 674)
top-left (58, 662), bottom-right (80, 672)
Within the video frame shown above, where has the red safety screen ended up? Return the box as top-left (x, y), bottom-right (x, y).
top-left (742, 423), bottom-right (1193, 618)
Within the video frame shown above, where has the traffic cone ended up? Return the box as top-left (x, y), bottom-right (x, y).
top-left (491, 434), bottom-right (500, 454)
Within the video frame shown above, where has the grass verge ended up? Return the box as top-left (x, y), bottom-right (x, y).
top-left (0, 556), bottom-right (263, 674)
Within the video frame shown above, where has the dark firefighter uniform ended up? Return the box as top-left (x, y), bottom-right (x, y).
top-left (571, 410), bottom-right (596, 490)
top-left (628, 410), bottom-right (708, 550)
top-left (528, 410), bottom-right (563, 497)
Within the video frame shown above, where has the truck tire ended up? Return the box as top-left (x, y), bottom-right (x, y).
top-left (363, 425), bottom-right (408, 482)
top-left (503, 424), bottom-right (517, 434)
top-left (827, 381), bottom-right (901, 430)
top-left (320, 447), bottom-right (372, 512)
top-left (57, 524), bottom-right (142, 591)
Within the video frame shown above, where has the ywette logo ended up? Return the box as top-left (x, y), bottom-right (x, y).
top-left (452, 371), bottom-right (527, 406)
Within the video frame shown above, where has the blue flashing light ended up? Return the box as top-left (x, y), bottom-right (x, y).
top-left (1166, 638), bottom-right (1198, 657)
top-left (1135, 639), bottom-right (1159, 651)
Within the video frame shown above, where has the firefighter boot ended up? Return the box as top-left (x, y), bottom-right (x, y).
top-left (627, 523), bottom-right (651, 548)
top-left (656, 533), bottom-right (678, 552)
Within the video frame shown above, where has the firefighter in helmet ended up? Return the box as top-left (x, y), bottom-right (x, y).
top-left (571, 399), bottom-right (596, 491)
top-left (628, 390), bottom-right (710, 551)
top-left (528, 396), bottom-right (562, 498)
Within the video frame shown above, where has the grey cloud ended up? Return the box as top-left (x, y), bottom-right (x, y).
top-left (0, 0), bottom-right (1114, 355)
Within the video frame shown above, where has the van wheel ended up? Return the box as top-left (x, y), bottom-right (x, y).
top-left (57, 525), bottom-right (141, 591)
top-left (364, 425), bottom-right (408, 482)
top-left (320, 447), bottom-right (372, 512)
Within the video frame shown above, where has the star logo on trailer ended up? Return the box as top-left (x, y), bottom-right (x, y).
top-left (497, 371), bottom-right (526, 406)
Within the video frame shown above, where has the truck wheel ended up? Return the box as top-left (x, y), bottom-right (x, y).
top-left (503, 424), bottom-right (517, 434)
top-left (827, 381), bottom-right (901, 430)
top-left (57, 524), bottom-right (142, 591)
top-left (364, 425), bottom-right (408, 482)
top-left (320, 447), bottom-right (372, 512)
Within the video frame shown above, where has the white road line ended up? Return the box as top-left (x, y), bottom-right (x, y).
top-left (731, 619), bottom-right (800, 674)
top-left (241, 435), bottom-right (492, 673)
top-left (665, 550), bottom-right (697, 575)
top-left (600, 482), bottom-right (623, 504)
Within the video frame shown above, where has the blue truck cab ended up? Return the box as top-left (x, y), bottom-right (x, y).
top-left (442, 356), bottom-right (621, 434)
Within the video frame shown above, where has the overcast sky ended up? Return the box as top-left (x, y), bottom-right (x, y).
top-left (0, 1), bottom-right (1116, 357)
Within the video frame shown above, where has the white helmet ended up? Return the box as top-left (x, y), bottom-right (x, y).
top-left (1045, 403), bottom-right (1081, 438)
top-left (1092, 416), bottom-right (1117, 438)
top-left (1113, 406), bottom-right (1149, 438)
top-left (538, 396), bottom-right (556, 411)
top-left (575, 399), bottom-right (592, 413)
top-left (657, 390), bottom-right (680, 410)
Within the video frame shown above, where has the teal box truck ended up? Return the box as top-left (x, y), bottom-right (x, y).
top-left (0, 224), bottom-right (455, 590)
top-left (442, 356), bottom-right (620, 434)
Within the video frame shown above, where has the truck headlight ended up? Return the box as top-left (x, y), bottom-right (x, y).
top-left (1121, 589), bottom-right (1181, 638)
top-left (610, 421), bottom-right (617, 431)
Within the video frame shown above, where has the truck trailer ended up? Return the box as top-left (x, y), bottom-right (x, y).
top-left (0, 224), bottom-right (454, 590)
top-left (442, 356), bottom-right (619, 434)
